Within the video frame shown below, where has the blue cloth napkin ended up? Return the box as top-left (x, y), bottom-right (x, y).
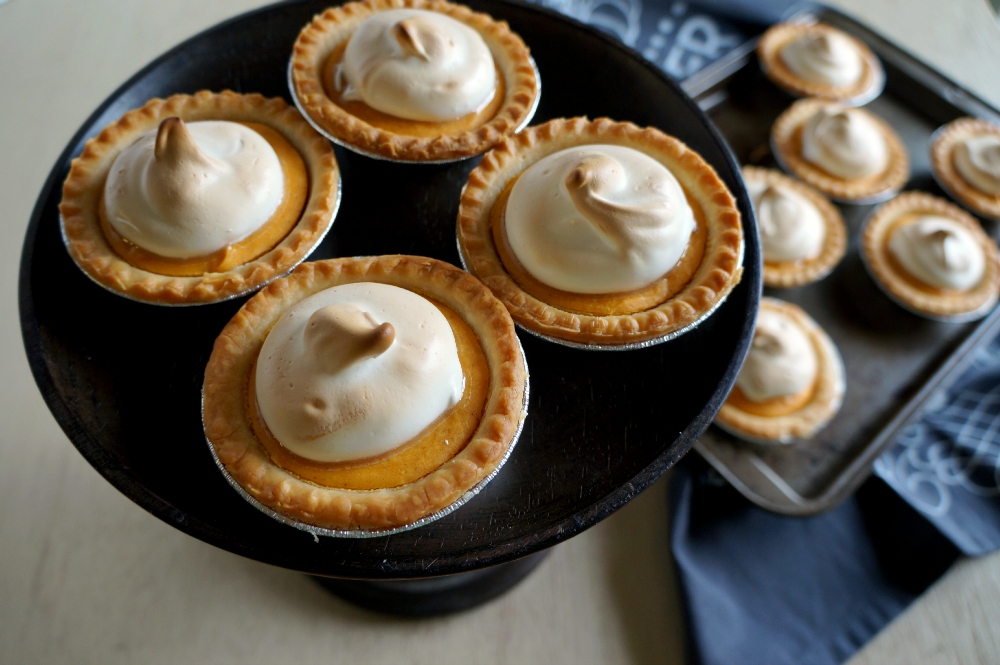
top-left (670, 458), bottom-right (960, 665)
top-left (875, 333), bottom-right (1000, 556)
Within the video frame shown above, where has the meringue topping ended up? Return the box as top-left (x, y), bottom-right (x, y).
top-left (801, 106), bottom-right (887, 180)
top-left (104, 118), bottom-right (284, 259)
top-left (745, 180), bottom-right (825, 263)
top-left (504, 145), bottom-right (696, 294)
top-left (954, 134), bottom-right (1000, 196)
top-left (779, 31), bottom-right (863, 88)
top-left (736, 309), bottom-right (818, 402)
top-left (337, 9), bottom-right (497, 122)
top-left (255, 283), bottom-right (465, 464)
top-left (888, 215), bottom-right (985, 290)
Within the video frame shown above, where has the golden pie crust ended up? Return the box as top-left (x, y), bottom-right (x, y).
top-left (742, 166), bottom-right (846, 288)
top-left (202, 255), bottom-right (528, 532)
top-left (757, 21), bottom-right (883, 104)
top-left (715, 297), bottom-right (845, 444)
top-left (59, 90), bottom-right (340, 305)
top-left (290, 0), bottom-right (539, 162)
top-left (457, 117), bottom-right (745, 347)
top-left (771, 98), bottom-right (909, 203)
top-left (861, 191), bottom-right (1000, 320)
top-left (930, 117), bottom-right (1000, 221)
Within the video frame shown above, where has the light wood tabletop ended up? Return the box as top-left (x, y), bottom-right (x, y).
top-left (1, 0), bottom-right (998, 663)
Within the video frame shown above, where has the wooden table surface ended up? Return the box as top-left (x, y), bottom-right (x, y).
top-left (1, 0), bottom-right (998, 663)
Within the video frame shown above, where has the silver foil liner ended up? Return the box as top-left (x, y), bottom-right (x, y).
top-left (58, 179), bottom-right (342, 307)
top-left (457, 231), bottom-right (746, 351)
top-left (756, 11), bottom-right (886, 109)
top-left (927, 124), bottom-right (1000, 224)
top-left (287, 56), bottom-right (541, 165)
top-left (202, 336), bottom-right (530, 539)
top-left (859, 208), bottom-right (999, 323)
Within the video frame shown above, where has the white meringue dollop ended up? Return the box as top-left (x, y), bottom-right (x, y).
top-left (337, 9), bottom-right (497, 122)
top-left (888, 215), bottom-right (985, 291)
top-left (503, 144), bottom-right (697, 294)
top-left (779, 31), bottom-right (863, 88)
top-left (801, 107), bottom-right (887, 180)
top-left (255, 283), bottom-right (465, 463)
top-left (103, 118), bottom-right (284, 259)
top-left (736, 309), bottom-right (818, 402)
top-left (954, 134), bottom-right (1000, 196)
top-left (745, 180), bottom-right (826, 263)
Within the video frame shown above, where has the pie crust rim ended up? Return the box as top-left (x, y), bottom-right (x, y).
top-left (202, 255), bottom-right (528, 532)
top-left (456, 116), bottom-right (745, 347)
top-left (714, 297), bottom-right (845, 445)
top-left (930, 117), bottom-right (1000, 221)
top-left (58, 90), bottom-right (341, 306)
top-left (757, 21), bottom-right (884, 105)
top-left (861, 191), bottom-right (1000, 321)
top-left (742, 166), bottom-right (847, 288)
top-left (289, 0), bottom-right (540, 163)
top-left (770, 98), bottom-right (909, 204)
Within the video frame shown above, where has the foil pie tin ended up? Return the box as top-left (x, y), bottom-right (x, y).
top-left (457, 232), bottom-right (746, 351)
top-left (859, 207), bottom-right (999, 323)
top-left (58, 178), bottom-right (343, 307)
top-left (927, 124), bottom-right (1000, 225)
top-left (287, 56), bottom-right (541, 165)
top-left (202, 335), bottom-right (531, 539)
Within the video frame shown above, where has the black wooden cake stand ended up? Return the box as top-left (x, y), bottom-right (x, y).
top-left (19, 0), bottom-right (760, 616)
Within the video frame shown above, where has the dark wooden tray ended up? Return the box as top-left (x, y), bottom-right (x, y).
top-left (18, 0), bottom-right (761, 578)
top-left (687, 6), bottom-right (1000, 516)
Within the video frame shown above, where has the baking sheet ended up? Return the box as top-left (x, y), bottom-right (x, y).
top-left (690, 6), bottom-right (1000, 515)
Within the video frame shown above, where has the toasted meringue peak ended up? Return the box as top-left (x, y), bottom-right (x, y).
top-left (888, 215), bottom-right (985, 290)
top-left (304, 304), bottom-right (395, 375)
top-left (736, 309), bottom-right (817, 402)
top-left (337, 9), bottom-right (496, 122)
top-left (563, 153), bottom-right (676, 254)
top-left (504, 145), bottom-right (696, 294)
top-left (103, 118), bottom-right (284, 259)
top-left (801, 106), bottom-right (887, 179)
top-left (255, 283), bottom-right (464, 463)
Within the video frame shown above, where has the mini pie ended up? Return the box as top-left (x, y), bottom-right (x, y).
top-left (757, 21), bottom-right (884, 105)
top-left (861, 191), bottom-right (1000, 321)
top-left (771, 98), bottom-right (909, 203)
top-left (457, 117), bottom-right (744, 347)
top-left (715, 297), bottom-right (845, 444)
top-left (930, 117), bottom-right (1000, 221)
top-left (289, 0), bottom-right (539, 162)
top-left (742, 166), bottom-right (846, 287)
top-left (59, 90), bottom-right (340, 305)
top-left (202, 255), bottom-right (527, 532)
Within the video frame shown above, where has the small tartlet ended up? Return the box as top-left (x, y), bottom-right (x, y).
top-left (456, 117), bottom-right (745, 348)
top-left (757, 21), bottom-right (884, 105)
top-left (861, 191), bottom-right (1000, 321)
top-left (771, 98), bottom-right (909, 204)
top-left (930, 117), bottom-right (1000, 221)
top-left (289, 0), bottom-right (540, 162)
top-left (715, 297), bottom-right (845, 445)
top-left (59, 90), bottom-right (340, 305)
top-left (742, 166), bottom-right (847, 288)
top-left (202, 255), bottom-right (528, 533)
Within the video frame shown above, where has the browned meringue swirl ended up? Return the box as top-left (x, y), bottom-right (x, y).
top-left (563, 154), bottom-right (675, 255)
